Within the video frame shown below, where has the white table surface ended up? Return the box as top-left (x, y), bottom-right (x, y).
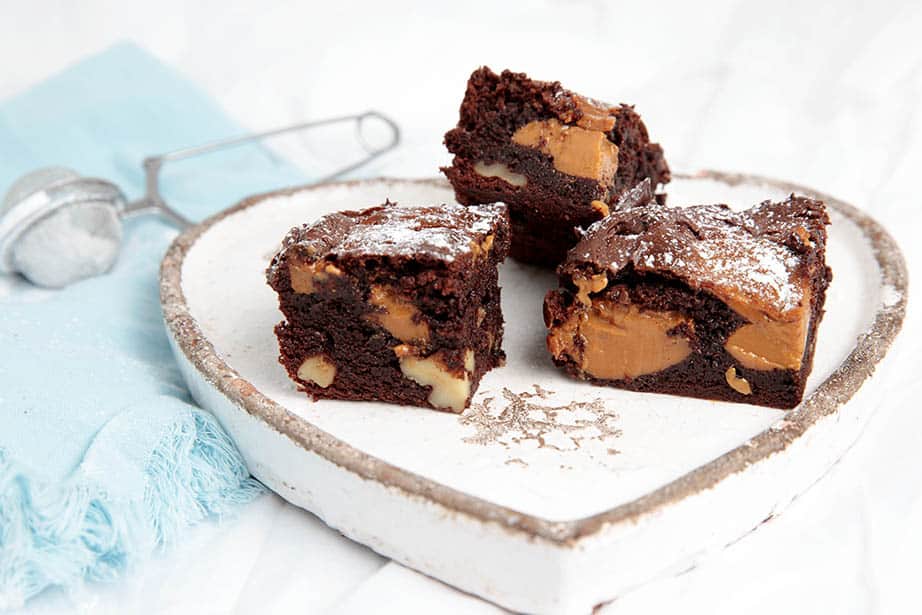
top-left (4, 1), bottom-right (921, 613)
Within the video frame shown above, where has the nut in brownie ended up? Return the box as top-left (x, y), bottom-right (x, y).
top-left (267, 200), bottom-right (510, 412)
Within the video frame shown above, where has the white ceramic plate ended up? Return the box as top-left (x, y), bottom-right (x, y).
top-left (161, 173), bottom-right (906, 614)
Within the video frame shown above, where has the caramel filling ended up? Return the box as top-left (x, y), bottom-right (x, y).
top-left (469, 233), bottom-right (495, 259)
top-left (473, 161), bottom-right (527, 187)
top-left (548, 300), bottom-right (692, 380)
top-left (724, 289), bottom-right (812, 371)
top-left (366, 285), bottom-right (429, 342)
top-left (289, 260), bottom-right (342, 294)
top-left (573, 95), bottom-right (617, 132)
top-left (394, 346), bottom-right (475, 412)
top-left (573, 273), bottom-right (608, 306)
top-left (511, 119), bottom-right (619, 182)
top-left (590, 199), bottom-right (610, 217)
top-left (297, 355), bottom-right (336, 388)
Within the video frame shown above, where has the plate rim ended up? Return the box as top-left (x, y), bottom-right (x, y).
top-left (159, 171), bottom-right (908, 544)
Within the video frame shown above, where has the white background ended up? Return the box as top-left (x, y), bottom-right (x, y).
top-left (3, 1), bottom-right (921, 613)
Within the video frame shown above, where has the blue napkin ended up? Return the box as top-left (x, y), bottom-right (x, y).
top-left (0, 43), bottom-right (310, 608)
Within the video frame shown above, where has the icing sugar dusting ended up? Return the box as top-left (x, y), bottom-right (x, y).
top-left (336, 203), bottom-right (500, 260)
top-left (582, 197), bottom-right (827, 315)
top-left (271, 201), bottom-right (506, 274)
top-left (690, 238), bottom-right (802, 312)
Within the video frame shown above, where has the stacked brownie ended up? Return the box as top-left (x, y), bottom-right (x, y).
top-left (443, 67), bottom-right (670, 266)
top-left (268, 66), bottom-right (831, 411)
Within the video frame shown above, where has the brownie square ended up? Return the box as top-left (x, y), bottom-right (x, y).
top-left (267, 200), bottom-right (510, 412)
top-left (543, 186), bottom-right (831, 409)
top-left (442, 66), bottom-right (670, 267)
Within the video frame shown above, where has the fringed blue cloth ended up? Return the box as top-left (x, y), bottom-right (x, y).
top-left (0, 400), bottom-right (263, 609)
top-left (0, 43), bottom-right (307, 607)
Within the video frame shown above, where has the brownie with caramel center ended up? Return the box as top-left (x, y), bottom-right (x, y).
top-left (443, 66), bottom-right (670, 267)
top-left (267, 200), bottom-right (510, 412)
top-left (543, 184), bottom-right (831, 409)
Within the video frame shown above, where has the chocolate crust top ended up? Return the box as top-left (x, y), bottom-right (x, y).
top-left (455, 67), bottom-right (578, 135)
top-left (562, 194), bottom-right (830, 318)
top-left (449, 66), bottom-right (671, 187)
top-left (267, 201), bottom-right (509, 287)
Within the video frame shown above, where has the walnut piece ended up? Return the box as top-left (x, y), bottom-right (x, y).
top-left (297, 355), bottom-right (336, 388)
top-left (725, 366), bottom-right (752, 395)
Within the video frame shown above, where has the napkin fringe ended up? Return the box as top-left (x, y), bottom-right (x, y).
top-left (0, 409), bottom-right (263, 609)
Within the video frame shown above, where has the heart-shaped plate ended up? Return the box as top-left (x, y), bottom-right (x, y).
top-left (160, 172), bottom-right (906, 614)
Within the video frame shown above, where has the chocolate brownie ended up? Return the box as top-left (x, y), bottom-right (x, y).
top-left (267, 200), bottom-right (510, 413)
top-left (443, 66), bottom-right (670, 267)
top-left (543, 187), bottom-right (831, 409)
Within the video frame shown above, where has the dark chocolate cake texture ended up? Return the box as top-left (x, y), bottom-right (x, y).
top-left (543, 183), bottom-right (831, 409)
top-left (443, 66), bottom-right (670, 266)
top-left (267, 201), bottom-right (510, 413)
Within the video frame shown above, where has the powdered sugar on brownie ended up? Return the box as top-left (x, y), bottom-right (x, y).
top-left (569, 195), bottom-right (829, 317)
top-left (268, 201), bottom-right (507, 279)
